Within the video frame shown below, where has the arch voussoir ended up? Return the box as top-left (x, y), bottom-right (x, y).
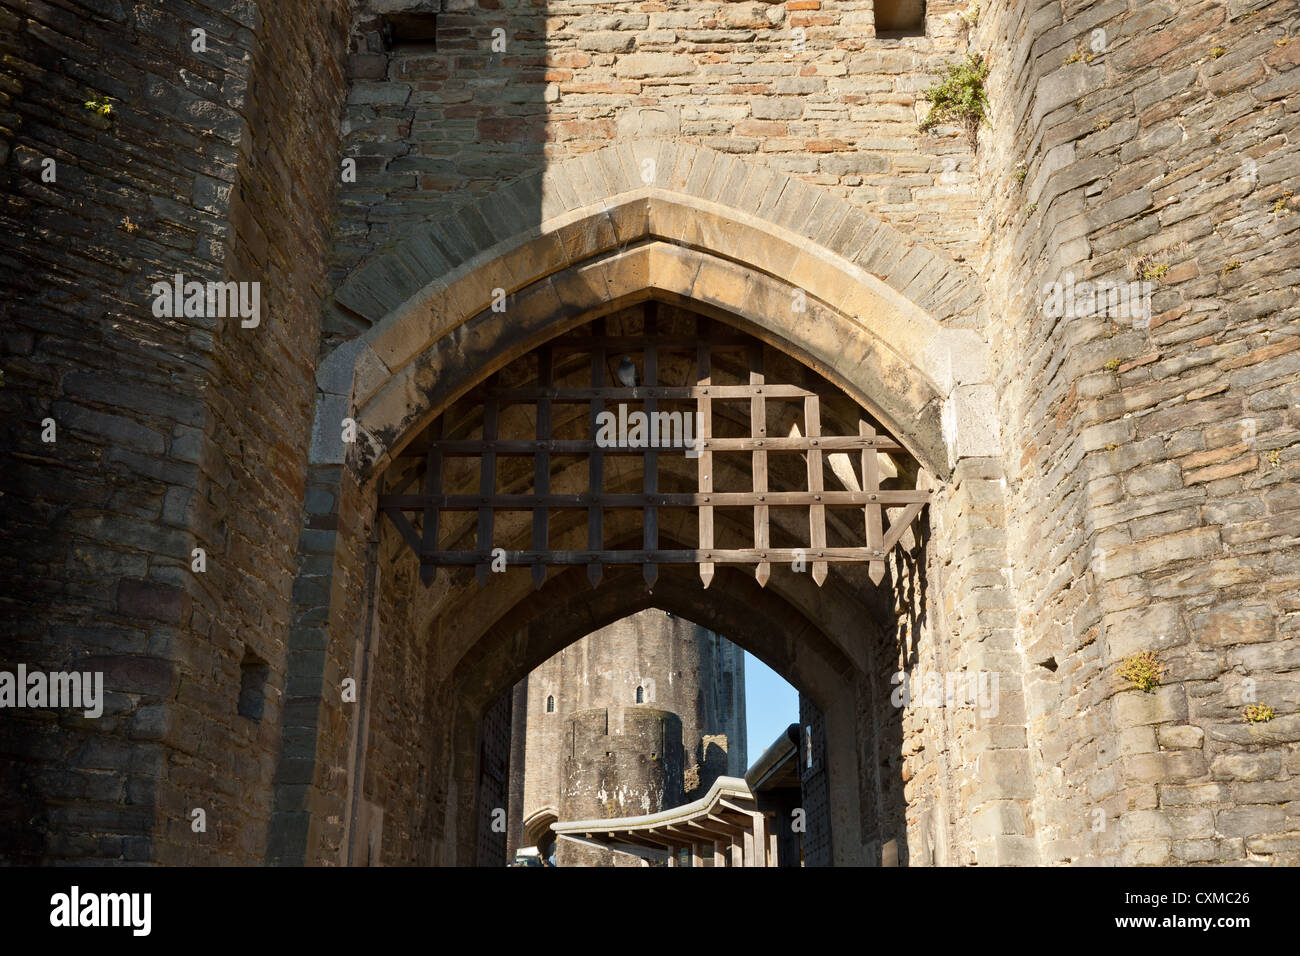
top-left (348, 239), bottom-right (951, 481)
top-left (315, 144), bottom-right (999, 492)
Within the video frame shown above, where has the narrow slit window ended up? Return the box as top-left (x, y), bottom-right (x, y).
top-left (382, 12), bottom-right (438, 51)
top-left (546, 695), bottom-right (555, 713)
top-left (635, 685), bottom-right (644, 704)
top-left (875, 0), bottom-right (926, 38)
top-left (238, 649), bottom-right (269, 722)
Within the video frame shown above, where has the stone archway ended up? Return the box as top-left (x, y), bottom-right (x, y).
top-left (315, 141), bottom-right (996, 482)
top-left (355, 299), bottom-right (914, 866)
top-left (444, 562), bottom-right (874, 866)
top-left (270, 144), bottom-right (1033, 868)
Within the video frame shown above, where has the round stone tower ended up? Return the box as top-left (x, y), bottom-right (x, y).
top-left (557, 706), bottom-right (684, 867)
top-left (512, 608), bottom-right (747, 865)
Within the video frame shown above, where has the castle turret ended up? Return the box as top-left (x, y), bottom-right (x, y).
top-left (513, 609), bottom-right (747, 865)
top-left (558, 706), bottom-right (684, 867)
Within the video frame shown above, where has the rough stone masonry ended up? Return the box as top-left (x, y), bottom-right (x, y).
top-left (0, 0), bottom-right (1295, 866)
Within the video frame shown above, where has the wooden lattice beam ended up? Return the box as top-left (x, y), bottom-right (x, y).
top-left (379, 318), bottom-right (931, 589)
top-left (696, 318), bottom-right (714, 589)
top-left (643, 304), bottom-right (659, 589)
top-left (474, 382), bottom-right (498, 587)
top-left (587, 318), bottom-right (606, 589)
top-left (749, 342), bottom-right (770, 588)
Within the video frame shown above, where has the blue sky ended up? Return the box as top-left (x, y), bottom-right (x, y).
top-left (743, 651), bottom-right (799, 766)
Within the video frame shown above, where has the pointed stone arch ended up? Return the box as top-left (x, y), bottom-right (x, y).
top-left (443, 560), bottom-right (871, 866)
top-left (312, 141), bottom-right (997, 484)
top-left (270, 143), bottom-right (1029, 870)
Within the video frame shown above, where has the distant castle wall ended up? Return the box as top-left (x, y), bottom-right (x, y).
top-left (557, 706), bottom-right (684, 867)
top-left (514, 609), bottom-right (746, 863)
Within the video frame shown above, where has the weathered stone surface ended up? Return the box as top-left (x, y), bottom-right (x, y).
top-left (614, 53), bottom-right (696, 78)
top-left (3, 0), bottom-right (1295, 872)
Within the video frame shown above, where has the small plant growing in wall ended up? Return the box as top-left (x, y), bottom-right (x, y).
top-left (1118, 651), bottom-right (1163, 693)
top-left (1273, 191), bottom-right (1294, 217)
top-left (956, 3), bottom-right (980, 40)
top-left (1065, 39), bottom-right (1101, 66)
top-left (83, 93), bottom-right (114, 116)
top-left (1103, 358), bottom-right (1121, 373)
top-left (1210, 45), bottom-right (1227, 59)
top-left (919, 53), bottom-right (991, 150)
top-left (1242, 703), bottom-right (1275, 723)
top-left (1222, 258), bottom-right (1241, 276)
top-left (1130, 254), bottom-right (1169, 282)
top-left (1266, 449), bottom-right (1281, 468)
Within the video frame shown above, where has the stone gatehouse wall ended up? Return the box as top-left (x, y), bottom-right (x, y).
top-left (324, 0), bottom-right (985, 356)
top-left (974, 0), bottom-right (1299, 864)
top-left (0, 0), bottom-right (351, 864)
top-left (1, 0), bottom-right (1294, 869)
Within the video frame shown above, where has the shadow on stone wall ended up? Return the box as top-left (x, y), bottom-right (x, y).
top-left (270, 0), bottom-right (552, 866)
top-left (0, 0), bottom-right (352, 865)
top-left (321, 1), bottom-right (551, 355)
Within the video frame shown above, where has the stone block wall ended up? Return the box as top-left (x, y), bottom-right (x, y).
top-left (0, 0), bottom-right (350, 864)
top-left (973, 0), bottom-right (1299, 864)
top-left (858, 456), bottom-right (1035, 866)
top-left (324, 0), bottom-right (985, 354)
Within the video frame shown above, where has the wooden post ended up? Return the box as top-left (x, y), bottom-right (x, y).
top-left (714, 840), bottom-right (726, 867)
top-left (419, 417), bottom-right (443, 584)
top-left (749, 343), bottom-right (770, 587)
top-left (475, 388), bottom-right (498, 587)
top-left (861, 418), bottom-right (886, 584)
top-left (751, 811), bottom-right (768, 867)
top-left (588, 319), bottom-right (606, 588)
top-left (805, 394), bottom-right (828, 586)
top-left (643, 305), bottom-right (659, 589)
top-left (531, 347), bottom-right (553, 590)
top-left (696, 319), bottom-right (714, 589)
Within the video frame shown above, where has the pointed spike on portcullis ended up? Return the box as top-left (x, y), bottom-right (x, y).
top-left (476, 564), bottom-right (489, 587)
top-left (699, 565), bottom-right (714, 590)
top-left (587, 563), bottom-right (602, 589)
top-left (421, 565), bottom-right (437, 586)
top-left (643, 563), bottom-right (658, 589)
top-left (755, 562), bottom-right (770, 587)
top-left (532, 563), bottom-right (546, 590)
top-left (813, 564), bottom-right (828, 587)
top-left (869, 562), bottom-right (885, 586)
